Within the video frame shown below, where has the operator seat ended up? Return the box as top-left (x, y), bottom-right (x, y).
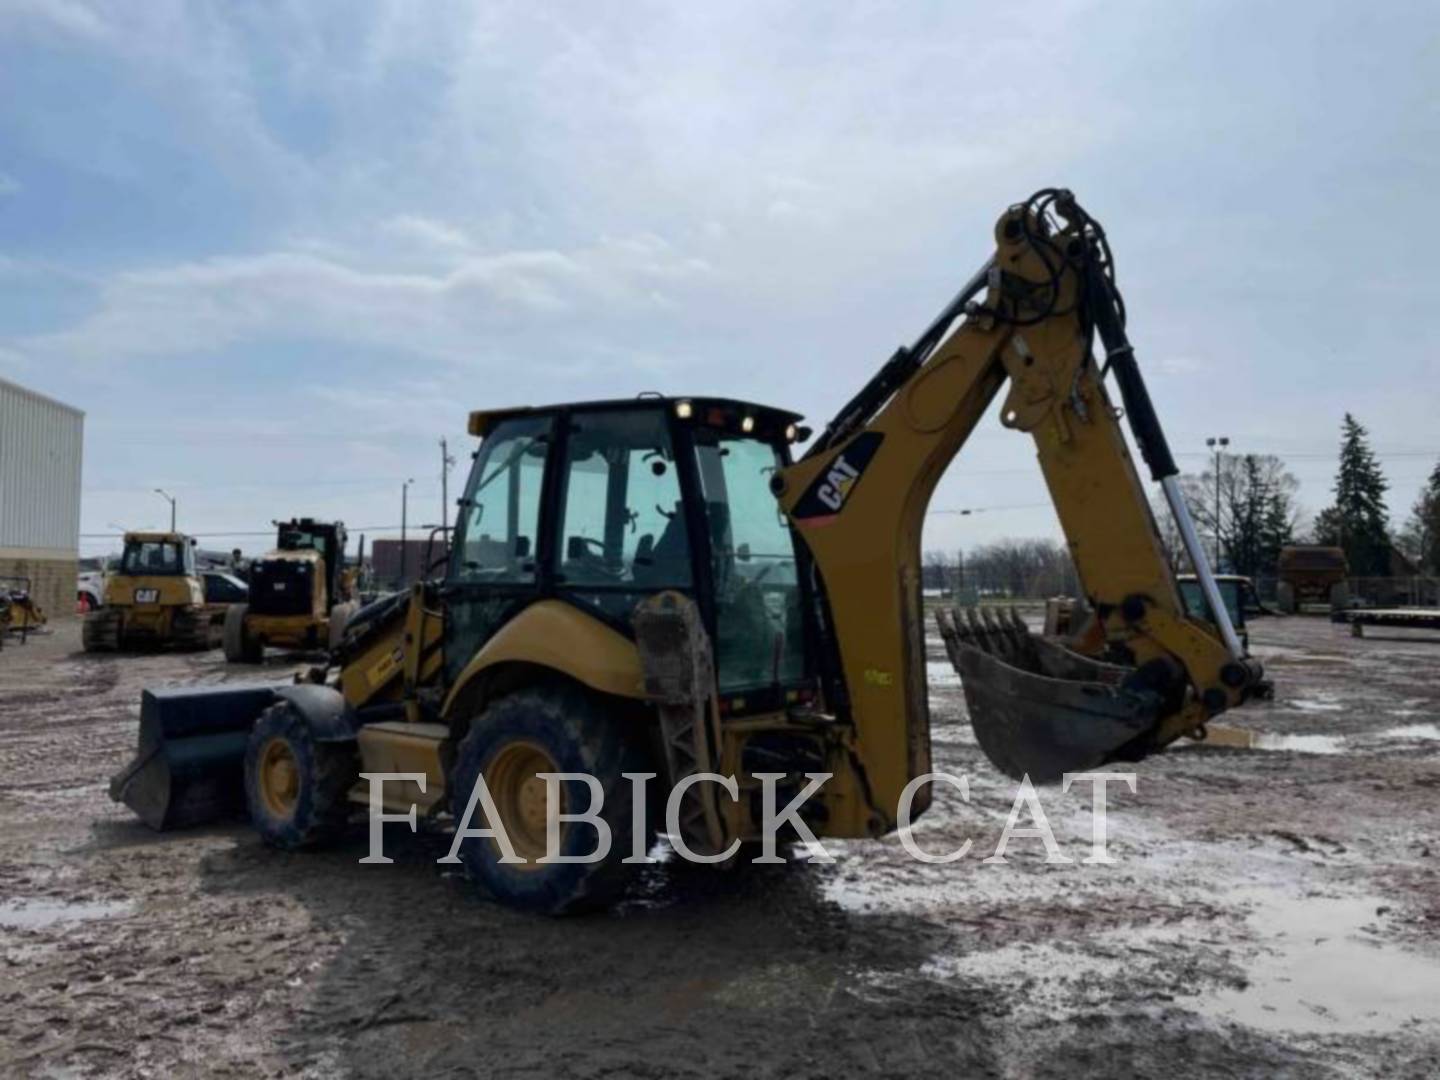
top-left (633, 503), bottom-right (690, 586)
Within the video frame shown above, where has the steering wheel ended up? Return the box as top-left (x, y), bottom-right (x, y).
top-left (573, 536), bottom-right (608, 558)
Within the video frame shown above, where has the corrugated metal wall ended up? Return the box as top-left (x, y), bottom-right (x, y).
top-left (0, 376), bottom-right (85, 553)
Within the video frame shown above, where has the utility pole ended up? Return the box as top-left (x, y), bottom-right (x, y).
top-left (1205, 436), bottom-right (1229, 569)
top-left (153, 489), bottom-right (177, 532)
top-left (400, 478), bottom-right (415, 585)
top-left (440, 437), bottom-right (456, 529)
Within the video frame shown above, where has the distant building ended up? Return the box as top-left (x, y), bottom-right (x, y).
top-left (0, 377), bottom-right (84, 619)
top-left (370, 538), bottom-right (441, 590)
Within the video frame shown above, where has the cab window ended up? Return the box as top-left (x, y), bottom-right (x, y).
top-left (555, 409), bottom-right (691, 591)
top-left (451, 417), bottom-right (550, 583)
top-left (120, 541), bottom-right (186, 576)
top-left (693, 431), bottom-right (805, 692)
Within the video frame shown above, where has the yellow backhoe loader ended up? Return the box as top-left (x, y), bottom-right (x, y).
top-left (223, 518), bottom-right (357, 663)
top-left (83, 532), bottom-right (220, 652)
top-left (110, 190), bottom-right (1265, 910)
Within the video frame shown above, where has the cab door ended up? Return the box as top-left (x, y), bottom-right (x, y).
top-left (444, 415), bottom-right (553, 684)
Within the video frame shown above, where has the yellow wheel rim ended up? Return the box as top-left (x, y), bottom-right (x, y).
top-left (484, 740), bottom-right (562, 868)
top-left (258, 736), bottom-right (300, 819)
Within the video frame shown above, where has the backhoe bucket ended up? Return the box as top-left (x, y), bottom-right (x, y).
top-left (109, 685), bottom-right (278, 830)
top-left (935, 607), bottom-right (1160, 783)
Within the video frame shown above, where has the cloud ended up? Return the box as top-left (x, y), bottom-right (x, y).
top-left (0, 0), bottom-right (109, 42)
top-left (8, 232), bottom-right (713, 367)
top-left (381, 215), bottom-right (472, 251)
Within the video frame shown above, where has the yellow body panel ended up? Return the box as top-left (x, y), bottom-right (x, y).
top-left (103, 573), bottom-right (203, 610)
top-left (245, 612), bottom-right (323, 648)
top-left (350, 722), bottom-right (448, 813)
top-left (441, 600), bottom-right (646, 719)
top-left (338, 592), bottom-right (444, 709)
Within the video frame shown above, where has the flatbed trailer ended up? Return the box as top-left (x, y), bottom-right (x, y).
top-left (1343, 608), bottom-right (1440, 638)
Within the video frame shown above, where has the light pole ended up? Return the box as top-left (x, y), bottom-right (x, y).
top-left (1205, 436), bottom-right (1229, 569)
top-left (440, 438), bottom-right (456, 530)
top-left (153, 489), bottom-right (177, 532)
top-left (400, 478), bottom-right (415, 585)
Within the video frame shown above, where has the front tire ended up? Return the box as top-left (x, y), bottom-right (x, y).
top-left (244, 702), bottom-right (358, 849)
top-left (448, 683), bottom-right (655, 915)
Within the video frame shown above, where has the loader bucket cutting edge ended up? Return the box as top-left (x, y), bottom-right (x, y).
top-left (935, 608), bottom-right (1160, 784)
top-left (109, 685), bottom-right (280, 830)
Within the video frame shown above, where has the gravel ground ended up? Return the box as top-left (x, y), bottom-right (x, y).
top-left (1, 615), bottom-right (1438, 1078)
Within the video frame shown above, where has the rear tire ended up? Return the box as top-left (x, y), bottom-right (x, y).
top-left (244, 702), bottom-right (358, 849)
top-left (81, 609), bottom-right (121, 652)
top-left (448, 683), bottom-right (655, 915)
top-left (223, 604), bottom-right (262, 663)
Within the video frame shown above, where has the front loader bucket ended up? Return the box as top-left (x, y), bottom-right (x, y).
top-left (935, 607), bottom-right (1160, 783)
top-left (109, 685), bottom-right (278, 830)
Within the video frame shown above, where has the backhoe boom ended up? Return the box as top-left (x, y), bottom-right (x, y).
top-left (776, 190), bottom-right (1264, 819)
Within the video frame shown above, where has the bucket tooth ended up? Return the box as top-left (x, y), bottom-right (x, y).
top-left (934, 608), bottom-right (1159, 783)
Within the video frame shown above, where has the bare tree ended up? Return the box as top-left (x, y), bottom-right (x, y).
top-left (965, 538), bottom-right (1078, 599)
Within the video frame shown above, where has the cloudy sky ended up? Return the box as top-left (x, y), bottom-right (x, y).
top-left (1, 1), bottom-right (1436, 557)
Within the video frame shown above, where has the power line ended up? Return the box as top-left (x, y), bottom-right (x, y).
top-left (79, 523), bottom-right (422, 539)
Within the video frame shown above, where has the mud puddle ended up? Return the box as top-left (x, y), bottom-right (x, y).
top-left (0, 897), bottom-right (133, 930)
top-left (1206, 888), bottom-right (1440, 1034)
top-left (1197, 724), bottom-right (1440, 755)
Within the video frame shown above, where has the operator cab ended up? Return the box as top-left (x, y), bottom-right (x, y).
top-left (118, 534), bottom-right (196, 577)
top-left (1177, 573), bottom-right (1256, 649)
top-left (447, 397), bottom-right (817, 712)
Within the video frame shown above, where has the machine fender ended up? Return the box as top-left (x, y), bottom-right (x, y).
top-left (273, 684), bottom-right (357, 743)
top-left (441, 600), bottom-right (646, 722)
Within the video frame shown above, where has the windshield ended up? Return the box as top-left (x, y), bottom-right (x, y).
top-left (1179, 578), bottom-right (1242, 627)
top-left (452, 417), bottom-right (549, 583)
top-left (279, 527), bottom-right (321, 551)
top-left (693, 431), bottom-right (805, 692)
top-left (120, 540), bottom-right (190, 577)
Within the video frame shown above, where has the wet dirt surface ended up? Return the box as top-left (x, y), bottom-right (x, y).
top-left (2, 616), bottom-right (1439, 1078)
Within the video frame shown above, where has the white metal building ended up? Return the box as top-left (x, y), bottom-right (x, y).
top-left (0, 376), bottom-right (85, 620)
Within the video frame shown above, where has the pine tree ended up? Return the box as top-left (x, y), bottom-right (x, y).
top-left (1315, 414), bottom-right (1392, 576)
top-left (1399, 461), bottom-right (1440, 576)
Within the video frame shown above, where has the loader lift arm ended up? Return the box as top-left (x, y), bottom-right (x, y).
top-left (776, 190), bottom-right (1264, 817)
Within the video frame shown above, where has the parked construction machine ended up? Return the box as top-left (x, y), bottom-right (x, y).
top-left (0, 576), bottom-right (47, 648)
top-left (111, 190), bottom-right (1266, 912)
top-left (222, 518), bottom-right (357, 663)
top-left (83, 532), bottom-right (221, 652)
top-left (1276, 544), bottom-right (1349, 613)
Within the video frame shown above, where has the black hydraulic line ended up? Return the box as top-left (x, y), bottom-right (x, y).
top-left (805, 257), bottom-right (995, 460)
top-left (1085, 267), bottom-right (1179, 482)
